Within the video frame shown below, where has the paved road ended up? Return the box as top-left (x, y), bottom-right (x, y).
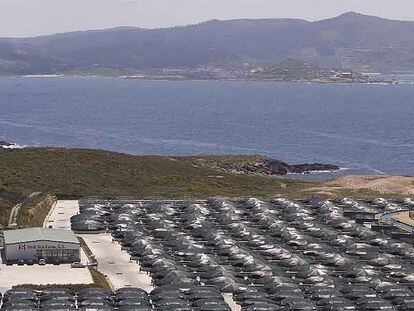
top-left (223, 293), bottom-right (241, 311)
top-left (44, 200), bottom-right (79, 229)
top-left (80, 233), bottom-right (154, 291)
top-left (381, 210), bottom-right (414, 233)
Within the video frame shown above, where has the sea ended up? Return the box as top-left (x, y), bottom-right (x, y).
top-left (1, 76), bottom-right (413, 180)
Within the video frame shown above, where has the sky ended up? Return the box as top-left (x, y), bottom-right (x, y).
top-left (1, 0), bottom-right (414, 37)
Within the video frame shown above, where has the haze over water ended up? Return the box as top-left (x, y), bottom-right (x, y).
top-left (1, 76), bottom-right (413, 178)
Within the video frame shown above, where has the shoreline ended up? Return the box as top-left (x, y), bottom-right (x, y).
top-left (0, 147), bottom-right (413, 202)
top-left (0, 141), bottom-right (27, 149)
top-left (0, 139), bottom-right (414, 185)
top-left (0, 73), bottom-right (399, 85)
top-left (0, 143), bottom-right (341, 177)
top-left (2, 143), bottom-right (412, 181)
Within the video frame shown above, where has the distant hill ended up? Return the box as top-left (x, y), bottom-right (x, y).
top-left (1, 12), bottom-right (414, 75)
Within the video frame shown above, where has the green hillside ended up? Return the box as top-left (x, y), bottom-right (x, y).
top-left (0, 148), bottom-right (316, 227)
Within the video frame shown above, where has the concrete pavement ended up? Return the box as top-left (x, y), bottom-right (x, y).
top-left (223, 293), bottom-right (241, 311)
top-left (80, 233), bottom-right (154, 291)
top-left (0, 200), bottom-right (94, 292)
top-left (0, 263), bottom-right (93, 293)
top-left (44, 200), bottom-right (79, 229)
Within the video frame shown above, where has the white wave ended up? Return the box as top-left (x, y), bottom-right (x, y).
top-left (287, 167), bottom-right (349, 176)
top-left (1, 143), bottom-right (27, 149)
top-left (22, 74), bottom-right (64, 78)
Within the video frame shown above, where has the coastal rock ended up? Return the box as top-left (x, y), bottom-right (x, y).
top-left (216, 157), bottom-right (339, 176)
top-left (0, 141), bottom-right (12, 147)
top-left (289, 163), bottom-right (340, 174)
top-left (0, 141), bottom-right (26, 149)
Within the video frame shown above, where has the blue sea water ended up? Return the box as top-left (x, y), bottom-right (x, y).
top-left (0, 76), bottom-right (413, 179)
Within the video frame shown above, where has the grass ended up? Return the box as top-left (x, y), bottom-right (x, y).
top-left (78, 237), bottom-right (94, 259)
top-left (179, 154), bottom-right (266, 166)
top-left (78, 236), bottom-right (113, 291)
top-left (88, 267), bottom-right (113, 291)
top-left (16, 194), bottom-right (57, 228)
top-left (0, 148), bottom-right (311, 199)
top-left (13, 276), bottom-right (111, 292)
top-left (0, 189), bottom-right (23, 228)
top-left (0, 147), bottom-right (384, 228)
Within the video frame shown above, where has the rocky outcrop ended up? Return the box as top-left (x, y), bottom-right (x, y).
top-left (0, 141), bottom-right (12, 147)
top-left (216, 158), bottom-right (339, 176)
top-left (0, 141), bottom-right (26, 149)
top-left (289, 163), bottom-right (340, 174)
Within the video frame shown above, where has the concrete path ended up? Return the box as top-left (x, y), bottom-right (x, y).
top-left (8, 192), bottom-right (43, 228)
top-left (223, 293), bottom-right (241, 311)
top-left (44, 200), bottom-right (79, 229)
top-left (80, 233), bottom-right (154, 291)
top-left (380, 209), bottom-right (414, 233)
top-left (8, 203), bottom-right (21, 228)
top-left (394, 211), bottom-right (414, 227)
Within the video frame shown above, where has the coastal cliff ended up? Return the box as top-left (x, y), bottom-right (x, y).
top-left (185, 155), bottom-right (340, 176)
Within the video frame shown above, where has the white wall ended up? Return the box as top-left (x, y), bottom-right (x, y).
top-left (5, 241), bottom-right (79, 262)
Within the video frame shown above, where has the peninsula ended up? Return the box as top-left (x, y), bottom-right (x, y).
top-left (0, 147), bottom-right (412, 228)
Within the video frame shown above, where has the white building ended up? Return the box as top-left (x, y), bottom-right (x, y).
top-left (2, 228), bottom-right (80, 263)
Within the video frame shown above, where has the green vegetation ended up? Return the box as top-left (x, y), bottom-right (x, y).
top-left (0, 147), bottom-right (392, 228)
top-left (13, 274), bottom-right (111, 291)
top-left (78, 237), bottom-right (94, 259)
top-left (0, 148), bottom-right (314, 227)
top-left (0, 189), bottom-right (23, 229)
top-left (79, 237), bottom-right (113, 290)
top-left (0, 12), bottom-right (413, 75)
top-left (0, 148), bottom-right (308, 199)
top-left (88, 267), bottom-right (113, 291)
top-left (179, 154), bottom-right (265, 167)
top-left (17, 193), bottom-right (57, 228)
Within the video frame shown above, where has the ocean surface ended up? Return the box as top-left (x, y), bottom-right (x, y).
top-left (1, 76), bottom-right (413, 179)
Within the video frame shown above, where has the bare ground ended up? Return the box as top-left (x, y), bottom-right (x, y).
top-left (313, 175), bottom-right (414, 197)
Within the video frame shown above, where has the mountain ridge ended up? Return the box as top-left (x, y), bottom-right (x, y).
top-left (0, 12), bottom-right (413, 75)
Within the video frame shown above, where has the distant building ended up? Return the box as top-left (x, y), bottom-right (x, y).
top-left (2, 228), bottom-right (80, 263)
top-left (339, 72), bottom-right (354, 79)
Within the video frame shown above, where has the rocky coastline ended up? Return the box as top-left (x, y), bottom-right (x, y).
top-left (0, 141), bottom-right (339, 176)
top-left (0, 141), bottom-right (26, 149)
top-left (214, 158), bottom-right (340, 176)
top-left (0, 141), bottom-right (12, 147)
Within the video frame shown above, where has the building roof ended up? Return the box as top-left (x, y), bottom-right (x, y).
top-left (3, 228), bottom-right (79, 245)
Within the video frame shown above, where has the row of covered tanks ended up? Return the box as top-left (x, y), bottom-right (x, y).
top-left (1, 285), bottom-right (230, 311)
top-left (71, 197), bottom-right (414, 310)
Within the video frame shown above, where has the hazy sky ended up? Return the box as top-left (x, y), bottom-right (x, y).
top-left (1, 0), bottom-right (414, 37)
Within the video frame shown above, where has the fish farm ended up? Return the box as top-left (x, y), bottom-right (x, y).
top-left (66, 197), bottom-right (414, 311)
top-left (0, 286), bottom-right (230, 311)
